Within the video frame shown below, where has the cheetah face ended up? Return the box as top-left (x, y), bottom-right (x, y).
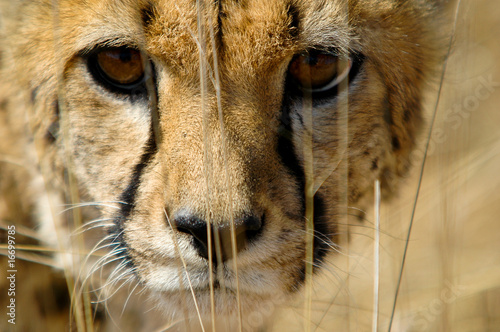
top-left (27, 0), bottom-right (437, 318)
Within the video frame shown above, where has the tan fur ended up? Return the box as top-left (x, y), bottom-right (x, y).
top-left (0, 0), bottom-right (445, 330)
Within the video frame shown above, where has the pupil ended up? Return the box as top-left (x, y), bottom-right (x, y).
top-left (119, 50), bottom-right (132, 62)
top-left (307, 54), bottom-right (318, 66)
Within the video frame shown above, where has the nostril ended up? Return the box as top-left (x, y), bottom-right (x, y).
top-left (243, 214), bottom-right (262, 231)
top-left (172, 213), bottom-right (209, 259)
top-left (242, 214), bottom-right (264, 244)
top-left (171, 211), bottom-right (265, 261)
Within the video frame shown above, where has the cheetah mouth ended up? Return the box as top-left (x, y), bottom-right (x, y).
top-left (140, 262), bottom-right (280, 297)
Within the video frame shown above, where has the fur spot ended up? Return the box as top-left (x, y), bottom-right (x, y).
top-left (404, 108), bottom-right (412, 122)
top-left (45, 100), bottom-right (60, 143)
top-left (287, 3), bottom-right (300, 38)
top-left (30, 86), bottom-right (40, 104)
top-left (141, 2), bottom-right (156, 29)
top-left (392, 136), bottom-right (401, 150)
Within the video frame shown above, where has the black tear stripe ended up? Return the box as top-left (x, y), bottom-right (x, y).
top-left (118, 133), bottom-right (157, 218)
top-left (108, 126), bottom-right (158, 272)
top-left (277, 102), bottom-right (332, 274)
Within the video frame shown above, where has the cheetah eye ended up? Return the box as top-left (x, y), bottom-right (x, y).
top-left (87, 47), bottom-right (149, 95)
top-left (288, 51), bottom-right (352, 93)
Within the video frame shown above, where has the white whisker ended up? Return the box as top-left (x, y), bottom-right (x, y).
top-left (58, 201), bottom-right (125, 215)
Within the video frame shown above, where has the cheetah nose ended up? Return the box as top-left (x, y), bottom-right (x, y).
top-left (172, 212), bottom-right (263, 262)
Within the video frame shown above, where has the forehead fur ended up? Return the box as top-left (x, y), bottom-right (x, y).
top-left (53, 0), bottom-right (359, 70)
top-left (11, 0), bottom-right (430, 90)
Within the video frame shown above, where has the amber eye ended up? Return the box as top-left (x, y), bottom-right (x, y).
top-left (288, 52), bottom-right (352, 92)
top-left (87, 47), bottom-right (149, 95)
top-left (96, 48), bottom-right (144, 84)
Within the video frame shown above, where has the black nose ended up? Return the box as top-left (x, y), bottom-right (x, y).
top-left (172, 212), bottom-right (263, 262)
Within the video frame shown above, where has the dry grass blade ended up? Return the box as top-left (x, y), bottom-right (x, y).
top-left (372, 180), bottom-right (381, 332)
top-left (165, 210), bottom-right (206, 332)
top-left (387, 1), bottom-right (462, 330)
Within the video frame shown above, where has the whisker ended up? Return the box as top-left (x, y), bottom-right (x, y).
top-left (58, 201), bottom-right (125, 215)
top-left (83, 252), bottom-right (127, 288)
top-left (93, 274), bottom-right (136, 304)
top-left (71, 218), bottom-right (114, 236)
top-left (120, 282), bottom-right (142, 317)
